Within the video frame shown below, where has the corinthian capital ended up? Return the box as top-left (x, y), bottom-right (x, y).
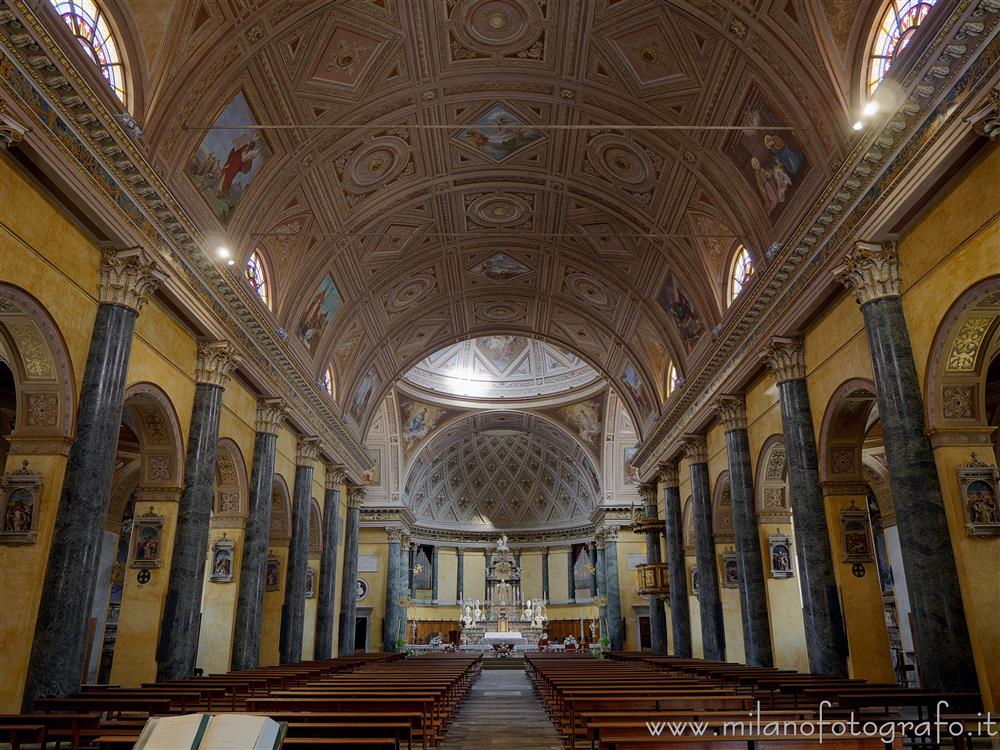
top-left (637, 482), bottom-right (657, 508)
top-left (326, 464), bottom-right (347, 489)
top-left (658, 462), bottom-right (679, 488)
top-left (761, 336), bottom-right (806, 383)
top-left (195, 340), bottom-right (240, 387)
top-left (99, 247), bottom-right (166, 313)
top-left (834, 241), bottom-right (901, 305)
top-left (255, 398), bottom-right (286, 435)
top-left (386, 527), bottom-right (405, 544)
top-left (0, 101), bottom-right (29, 149)
top-left (347, 485), bottom-right (366, 508)
top-left (295, 436), bottom-right (320, 467)
top-left (681, 434), bottom-right (707, 464)
top-left (715, 394), bottom-right (748, 432)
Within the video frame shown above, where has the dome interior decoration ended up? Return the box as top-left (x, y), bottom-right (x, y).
top-left (403, 336), bottom-right (600, 401)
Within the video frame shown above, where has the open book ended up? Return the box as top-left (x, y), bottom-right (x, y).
top-left (134, 713), bottom-right (285, 750)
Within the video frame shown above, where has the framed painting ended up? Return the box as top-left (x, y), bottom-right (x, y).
top-left (209, 532), bottom-right (236, 582)
top-left (768, 532), bottom-right (794, 578)
top-left (958, 453), bottom-right (1000, 536)
top-left (689, 565), bottom-right (699, 596)
top-left (130, 506), bottom-right (164, 568)
top-left (721, 552), bottom-right (739, 589)
top-left (265, 554), bottom-right (282, 591)
top-left (840, 500), bottom-right (874, 563)
top-left (305, 566), bottom-right (316, 598)
top-left (0, 460), bottom-right (42, 546)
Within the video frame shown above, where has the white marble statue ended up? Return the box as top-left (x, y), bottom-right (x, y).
top-left (462, 603), bottom-right (474, 628)
top-left (496, 534), bottom-right (509, 552)
top-left (522, 599), bottom-right (533, 622)
top-left (531, 601), bottom-right (548, 628)
top-left (473, 599), bottom-right (483, 624)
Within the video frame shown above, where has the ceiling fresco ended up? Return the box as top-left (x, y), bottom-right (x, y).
top-left (133, 0), bottom-right (848, 434)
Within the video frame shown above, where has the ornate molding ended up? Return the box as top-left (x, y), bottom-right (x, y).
top-left (761, 337), bottom-right (806, 384)
top-left (681, 434), bottom-right (707, 464)
top-left (972, 86), bottom-right (1000, 139)
top-left (820, 479), bottom-right (869, 497)
top-left (929, 426), bottom-right (997, 447)
top-left (195, 340), bottom-right (240, 387)
top-left (255, 398), bottom-right (286, 435)
top-left (295, 436), bottom-right (320, 467)
top-left (834, 241), bottom-right (902, 305)
top-left (658, 462), bottom-right (679, 488)
top-left (715, 394), bottom-right (748, 432)
top-left (98, 247), bottom-right (166, 314)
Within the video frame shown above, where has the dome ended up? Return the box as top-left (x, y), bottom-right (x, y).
top-left (402, 336), bottom-right (600, 401)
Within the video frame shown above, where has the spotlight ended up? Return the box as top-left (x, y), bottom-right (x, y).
top-left (216, 246), bottom-right (230, 259)
top-left (852, 121), bottom-right (864, 131)
top-left (862, 100), bottom-right (880, 117)
top-left (226, 259), bottom-right (235, 266)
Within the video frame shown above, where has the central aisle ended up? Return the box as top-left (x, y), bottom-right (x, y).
top-left (440, 667), bottom-right (563, 749)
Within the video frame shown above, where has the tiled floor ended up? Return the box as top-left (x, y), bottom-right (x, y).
top-left (440, 669), bottom-right (564, 749)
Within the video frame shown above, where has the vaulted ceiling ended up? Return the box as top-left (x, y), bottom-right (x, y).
top-left (127, 0), bottom-right (852, 436)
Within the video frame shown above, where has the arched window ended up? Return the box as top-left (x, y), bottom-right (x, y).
top-left (728, 245), bottom-right (754, 305)
top-left (50, 0), bottom-right (127, 105)
top-left (245, 250), bottom-right (271, 309)
top-left (322, 366), bottom-right (335, 398)
top-left (665, 362), bottom-right (680, 397)
top-left (867, 1), bottom-right (937, 96)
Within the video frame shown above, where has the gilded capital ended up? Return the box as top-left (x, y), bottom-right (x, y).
top-left (255, 398), bottom-right (286, 435)
top-left (715, 394), bottom-right (748, 432)
top-left (834, 241), bottom-right (901, 305)
top-left (195, 340), bottom-right (240, 387)
top-left (0, 101), bottom-right (29, 149)
top-left (98, 247), bottom-right (166, 313)
top-left (681, 434), bottom-right (707, 464)
top-left (347, 485), bottom-right (366, 508)
top-left (658, 462), bottom-right (679, 488)
top-left (386, 527), bottom-right (405, 544)
top-left (761, 336), bottom-right (806, 383)
top-left (325, 464), bottom-right (347, 489)
top-left (295, 436), bottom-right (320, 467)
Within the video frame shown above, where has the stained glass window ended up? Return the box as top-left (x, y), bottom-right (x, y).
top-left (728, 245), bottom-right (755, 305)
top-left (665, 362), bottom-right (680, 397)
top-left (322, 367), bottom-right (335, 398)
top-left (50, 0), bottom-right (127, 105)
top-left (867, 1), bottom-right (936, 96)
top-left (245, 250), bottom-right (271, 309)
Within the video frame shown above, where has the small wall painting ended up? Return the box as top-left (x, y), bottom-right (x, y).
top-left (768, 532), bottom-right (794, 578)
top-left (298, 275), bottom-right (343, 354)
top-left (657, 274), bottom-right (704, 351)
top-left (454, 103), bottom-right (543, 162)
top-left (305, 566), bottom-right (316, 598)
top-left (539, 395), bottom-right (605, 457)
top-left (362, 448), bottom-right (381, 486)
top-left (839, 500), bottom-right (874, 563)
top-left (398, 397), bottom-right (461, 456)
top-left (357, 578), bottom-right (369, 600)
top-left (0, 460), bottom-right (42, 546)
top-left (624, 446), bottom-right (639, 482)
top-left (349, 368), bottom-right (381, 423)
top-left (621, 362), bottom-right (655, 418)
top-left (958, 453), bottom-right (1000, 536)
top-left (690, 566), bottom-right (699, 596)
top-left (186, 92), bottom-right (271, 224)
top-left (130, 507), bottom-right (164, 568)
top-left (209, 532), bottom-right (236, 582)
top-left (470, 252), bottom-right (532, 283)
top-left (722, 552), bottom-right (739, 588)
top-left (725, 88), bottom-right (808, 219)
top-left (265, 554), bottom-right (281, 591)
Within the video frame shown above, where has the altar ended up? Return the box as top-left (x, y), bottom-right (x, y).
top-left (482, 631), bottom-right (525, 647)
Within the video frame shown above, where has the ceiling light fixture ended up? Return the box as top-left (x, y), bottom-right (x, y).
top-left (216, 246), bottom-right (231, 259)
top-left (852, 121), bottom-right (865, 131)
top-left (862, 100), bottom-right (880, 117)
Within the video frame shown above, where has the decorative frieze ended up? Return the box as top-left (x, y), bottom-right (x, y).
top-left (834, 241), bottom-right (902, 305)
top-left (98, 247), bottom-right (165, 313)
top-left (715, 394), bottom-right (748, 432)
top-left (194, 340), bottom-right (240, 387)
top-left (255, 398), bottom-right (286, 435)
top-left (295, 436), bottom-right (320, 467)
top-left (761, 337), bottom-right (806, 383)
top-left (681, 434), bottom-right (707, 464)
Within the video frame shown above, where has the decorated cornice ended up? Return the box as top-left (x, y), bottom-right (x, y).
top-left (405, 525), bottom-right (598, 547)
top-left (255, 398), bottom-right (287, 436)
top-left (715, 394), bottom-right (748, 433)
top-left (98, 247), bottom-right (166, 314)
top-left (834, 241), bottom-right (902, 305)
top-left (0, 0), bottom-right (371, 479)
top-left (195, 340), bottom-right (240, 387)
top-left (633, 0), bottom-right (1000, 475)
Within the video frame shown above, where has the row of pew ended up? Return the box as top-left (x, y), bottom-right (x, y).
top-left (526, 652), bottom-right (985, 750)
top-left (0, 652), bottom-right (481, 749)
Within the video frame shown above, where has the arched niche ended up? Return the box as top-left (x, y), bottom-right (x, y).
top-left (0, 284), bottom-right (76, 456)
top-left (925, 278), bottom-right (1000, 449)
top-left (818, 378), bottom-right (880, 493)
top-left (308, 498), bottom-right (322, 556)
top-left (269, 476), bottom-right (291, 545)
top-left (711, 471), bottom-right (734, 544)
top-left (214, 438), bottom-right (248, 521)
top-left (755, 435), bottom-right (791, 524)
